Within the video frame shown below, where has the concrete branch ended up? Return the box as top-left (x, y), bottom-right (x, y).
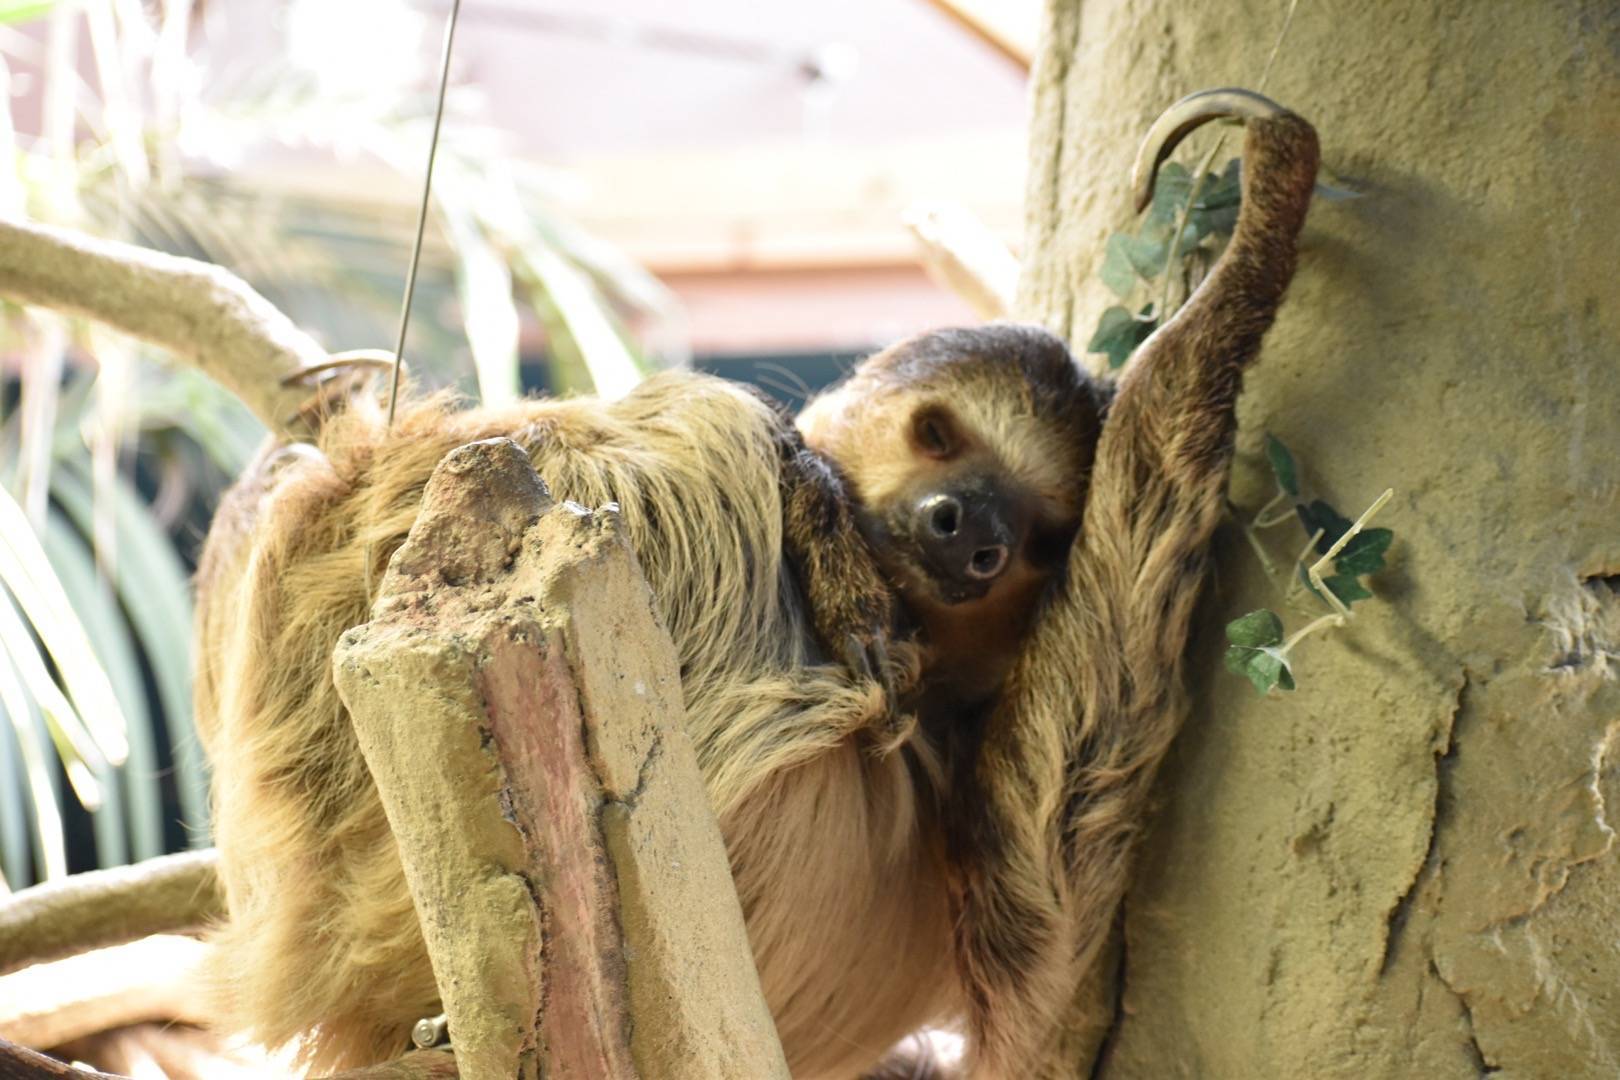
top-left (332, 438), bottom-right (787, 1080)
top-left (0, 851), bottom-right (222, 978)
top-left (0, 217), bottom-right (328, 435)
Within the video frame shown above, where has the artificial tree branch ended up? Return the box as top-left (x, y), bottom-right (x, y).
top-left (332, 438), bottom-right (788, 1080)
top-left (0, 935), bottom-right (211, 1048)
top-left (904, 202), bottom-right (1019, 320)
top-left (0, 1037), bottom-right (459, 1080)
top-left (0, 217), bottom-right (329, 436)
top-left (0, 850), bottom-right (223, 977)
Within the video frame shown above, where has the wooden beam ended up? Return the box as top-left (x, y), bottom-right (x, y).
top-left (917, 0), bottom-right (1039, 69)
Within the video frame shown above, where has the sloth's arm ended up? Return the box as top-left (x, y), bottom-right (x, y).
top-left (775, 425), bottom-right (907, 707)
top-left (952, 94), bottom-right (1320, 1074)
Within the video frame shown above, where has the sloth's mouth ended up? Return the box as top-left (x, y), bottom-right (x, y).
top-left (856, 511), bottom-right (994, 608)
top-left (921, 571), bottom-right (994, 605)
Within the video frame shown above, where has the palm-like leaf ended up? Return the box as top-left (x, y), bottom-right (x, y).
top-left (0, 0), bottom-right (683, 885)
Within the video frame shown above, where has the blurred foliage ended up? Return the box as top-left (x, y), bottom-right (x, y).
top-left (0, 0), bottom-right (682, 888)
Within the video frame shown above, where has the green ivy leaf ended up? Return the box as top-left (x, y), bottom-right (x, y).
top-left (1199, 159), bottom-right (1243, 208)
top-left (1087, 305), bottom-right (1157, 369)
top-left (1099, 235), bottom-right (1139, 298)
top-left (1121, 232), bottom-right (1169, 279)
top-left (1326, 573), bottom-right (1374, 604)
top-left (1334, 528), bottom-right (1393, 576)
top-left (1264, 433), bottom-right (1299, 496)
top-left (1187, 159), bottom-right (1243, 238)
top-left (1226, 608), bottom-right (1284, 647)
top-left (1191, 203), bottom-right (1239, 239)
top-left (1298, 564), bottom-right (1375, 607)
top-left (1225, 610), bottom-right (1296, 694)
top-left (1146, 162), bottom-right (1193, 227)
top-left (1296, 500), bottom-right (1353, 554)
top-left (1224, 642), bottom-right (1296, 694)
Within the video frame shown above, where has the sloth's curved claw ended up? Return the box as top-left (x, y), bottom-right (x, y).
top-left (281, 350), bottom-right (400, 431)
top-left (851, 631), bottom-right (921, 753)
top-left (279, 350), bottom-right (398, 388)
top-left (1130, 87), bottom-right (1289, 214)
top-left (845, 630), bottom-right (901, 713)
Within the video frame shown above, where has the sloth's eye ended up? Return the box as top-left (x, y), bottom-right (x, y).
top-left (913, 411), bottom-right (956, 458)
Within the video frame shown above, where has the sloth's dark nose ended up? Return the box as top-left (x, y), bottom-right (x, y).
top-left (915, 491), bottom-right (1013, 585)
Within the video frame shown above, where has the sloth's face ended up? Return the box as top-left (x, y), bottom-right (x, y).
top-left (844, 397), bottom-right (1083, 705)
top-left (794, 325), bottom-right (1100, 699)
top-left (853, 401), bottom-right (1076, 610)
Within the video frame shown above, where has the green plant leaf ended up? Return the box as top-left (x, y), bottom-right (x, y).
top-left (1224, 642), bottom-right (1296, 695)
top-left (53, 463), bottom-right (210, 844)
top-left (515, 244), bottom-right (646, 400)
top-left (1297, 499), bottom-right (1353, 553)
top-left (1334, 528), bottom-right (1394, 576)
top-left (1199, 159), bottom-right (1243, 207)
top-left (1086, 305), bottom-right (1157, 369)
top-left (45, 510), bottom-right (161, 865)
top-left (441, 205), bottom-right (522, 408)
top-left (0, 484), bottom-right (130, 768)
top-left (1298, 564), bottom-right (1375, 607)
top-left (1265, 433), bottom-right (1299, 496)
top-left (1226, 608), bottom-right (1285, 647)
top-left (1120, 232), bottom-right (1169, 279)
top-left (1326, 573), bottom-right (1374, 604)
top-left (1146, 162), bottom-right (1193, 227)
top-left (1099, 234), bottom-right (1139, 298)
top-left (0, 1), bottom-right (57, 25)
top-left (1190, 202), bottom-right (1239, 239)
top-left (0, 717), bottom-right (31, 888)
top-left (1185, 160), bottom-right (1242, 238)
top-left (0, 645), bottom-right (66, 880)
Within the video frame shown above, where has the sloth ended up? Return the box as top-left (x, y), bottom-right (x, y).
top-left (192, 88), bottom-right (1318, 1079)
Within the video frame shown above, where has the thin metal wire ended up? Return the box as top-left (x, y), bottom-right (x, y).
top-left (387, 0), bottom-right (464, 430)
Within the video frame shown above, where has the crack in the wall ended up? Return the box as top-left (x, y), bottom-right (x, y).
top-left (1587, 719), bottom-right (1620, 849)
top-left (1380, 671), bottom-right (1471, 975)
top-left (1478, 716), bottom-right (1619, 935)
top-left (1432, 960), bottom-right (1502, 1077)
top-left (1088, 911), bottom-right (1129, 1080)
top-left (612, 727), bottom-right (665, 812)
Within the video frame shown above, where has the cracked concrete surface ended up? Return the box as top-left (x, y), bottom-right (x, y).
top-left (1020, 2), bottom-right (1620, 1075)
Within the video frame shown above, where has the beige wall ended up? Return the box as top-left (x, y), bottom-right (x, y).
top-left (1020, 2), bottom-right (1620, 1076)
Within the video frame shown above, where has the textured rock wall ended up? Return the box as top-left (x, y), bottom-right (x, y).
top-left (1019, 2), bottom-right (1620, 1075)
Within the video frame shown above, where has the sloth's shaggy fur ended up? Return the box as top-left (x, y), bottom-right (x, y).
top-left (193, 96), bottom-right (1319, 1079)
top-left (195, 376), bottom-right (943, 1077)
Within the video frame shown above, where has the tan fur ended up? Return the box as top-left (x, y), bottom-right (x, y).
top-left (195, 94), bottom-right (1319, 1080)
top-left (196, 373), bottom-right (948, 1077)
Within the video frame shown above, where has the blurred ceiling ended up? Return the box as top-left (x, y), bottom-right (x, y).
top-left (438, 0), bottom-right (1032, 159)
